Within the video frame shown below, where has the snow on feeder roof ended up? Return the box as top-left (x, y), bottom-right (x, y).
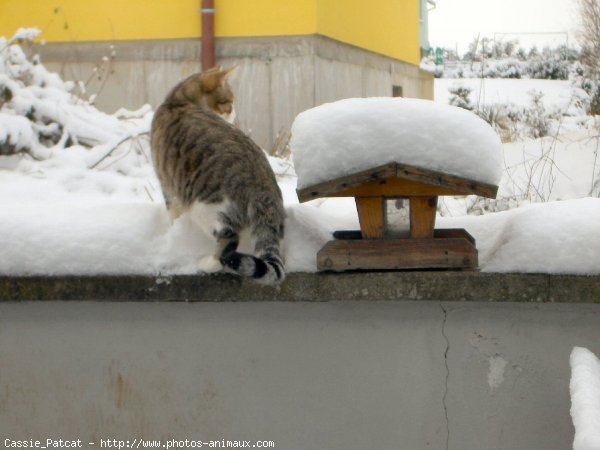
top-left (291, 97), bottom-right (503, 193)
top-left (290, 98), bottom-right (503, 272)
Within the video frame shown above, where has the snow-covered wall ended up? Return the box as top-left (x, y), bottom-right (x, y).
top-left (0, 301), bottom-right (598, 450)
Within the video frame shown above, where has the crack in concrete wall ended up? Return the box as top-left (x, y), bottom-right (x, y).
top-left (440, 303), bottom-right (451, 450)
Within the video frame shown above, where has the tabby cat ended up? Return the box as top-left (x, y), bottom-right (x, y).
top-left (151, 67), bottom-right (285, 284)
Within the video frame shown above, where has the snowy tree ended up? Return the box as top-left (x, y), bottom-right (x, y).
top-left (578, 0), bottom-right (600, 70)
top-left (502, 40), bottom-right (518, 58)
top-left (577, 0), bottom-right (600, 114)
top-left (516, 48), bottom-right (528, 61)
top-left (491, 39), bottom-right (518, 58)
top-left (528, 46), bottom-right (540, 59)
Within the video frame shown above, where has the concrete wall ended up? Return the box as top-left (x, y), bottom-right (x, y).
top-left (0, 300), bottom-right (598, 450)
top-left (35, 35), bottom-right (433, 152)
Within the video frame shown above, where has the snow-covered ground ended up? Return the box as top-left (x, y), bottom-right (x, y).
top-left (435, 78), bottom-right (576, 111)
top-left (1, 31), bottom-right (599, 276)
top-left (434, 77), bottom-right (592, 137)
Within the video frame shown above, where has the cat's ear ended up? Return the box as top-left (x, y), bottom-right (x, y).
top-left (199, 68), bottom-right (222, 92)
top-left (199, 66), bottom-right (236, 92)
top-left (203, 65), bottom-right (222, 73)
top-left (219, 66), bottom-right (238, 85)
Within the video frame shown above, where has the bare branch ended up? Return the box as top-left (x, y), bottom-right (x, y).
top-left (88, 132), bottom-right (149, 169)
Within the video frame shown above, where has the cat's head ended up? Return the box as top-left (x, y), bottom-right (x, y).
top-left (168, 66), bottom-right (237, 123)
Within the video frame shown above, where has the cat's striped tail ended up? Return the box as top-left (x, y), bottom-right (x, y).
top-left (220, 246), bottom-right (285, 285)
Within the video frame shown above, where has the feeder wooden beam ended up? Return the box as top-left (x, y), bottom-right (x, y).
top-left (410, 196), bottom-right (438, 238)
top-left (355, 197), bottom-right (385, 239)
top-left (297, 162), bottom-right (498, 202)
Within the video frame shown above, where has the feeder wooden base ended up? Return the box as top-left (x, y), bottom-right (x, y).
top-left (317, 229), bottom-right (478, 271)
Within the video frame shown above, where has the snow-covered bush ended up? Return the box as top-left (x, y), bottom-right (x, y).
top-left (446, 86), bottom-right (559, 142)
top-left (484, 58), bottom-right (523, 79)
top-left (476, 104), bottom-right (518, 142)
top-left (526, 57), bottom-right (570, 80)
top-left (579, 77), bottom-right (600, 115)
top-left (436, 41), bottom-right (580, 81)
top-left (573, 46), bottom-right (600, 114)
top-left (0, 29), bottom-right (150, 161)
top-left (523, 90), bottom-right (553, 138)
top-left (448, 83), bottom-right (474, 110)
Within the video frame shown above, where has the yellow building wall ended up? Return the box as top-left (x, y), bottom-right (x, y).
top-left (317, 0), bottom-right (420, 65)
top-left (0, 0), bottom-right (418, 64)
top-left (218, 0), bottom-right (317, 37)
top-left (0, 0), bottom-right (202, 42)
top-left (0, 0), bottom-right (317, 42)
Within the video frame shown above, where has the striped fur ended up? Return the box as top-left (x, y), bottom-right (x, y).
top-left (151, 67), bottom-right (285, 284)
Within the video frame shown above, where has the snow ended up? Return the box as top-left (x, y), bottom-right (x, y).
top-left (0, 32), bottom-right (136, 164)
top-left (439, 198), bottom-right (600, 275)
top-left (500, 131), bottom-right (600, 202)
top-left (9, 28), bottom-right (41, 42)
top-left (0, 31), bottom-right (599, 276)
top-left (0, 113), bottom-right (37, 152)
top-left (570, 347), bottom-right (600, 450)
top-left (0, 203), bottom-right (166, 275)
top-left (290, 97), bottom-right (503, 188)
top-left (435, 78), bottom-right (580, 112)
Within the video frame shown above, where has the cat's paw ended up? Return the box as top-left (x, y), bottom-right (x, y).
top-left (198, 255), bottom-right (223, 273)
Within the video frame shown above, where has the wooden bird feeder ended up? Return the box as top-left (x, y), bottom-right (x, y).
top-left (296, 161), bottom-right (498, 271)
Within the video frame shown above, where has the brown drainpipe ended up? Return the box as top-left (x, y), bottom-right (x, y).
top-left (201, 0), bottom-right (216, 71)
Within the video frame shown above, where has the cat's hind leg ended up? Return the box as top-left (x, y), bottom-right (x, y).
top-left (190, 200), bottom-right (248, 273)
top-left (188, 200), bottom-right (284, 284)
top-left (164, 194), bottom-right (186, 223)
top-left (197, 254), bottom-right (224, 273)
top-left (189, 200), bottom-right (233, 273)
